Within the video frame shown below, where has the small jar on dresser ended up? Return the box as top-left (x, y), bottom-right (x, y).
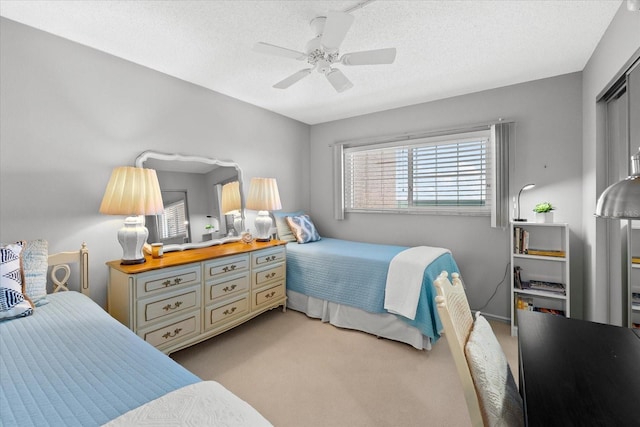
top-left (106, 240), bottom-right (287, 354)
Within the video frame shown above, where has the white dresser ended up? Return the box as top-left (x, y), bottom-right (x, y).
top-left (107, 240), bottom-right (286, 354)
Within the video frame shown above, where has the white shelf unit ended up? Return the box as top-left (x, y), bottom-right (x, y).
top-left (510, 222), bottom-right (570, 336)
top-left (629, 221), bottom-right (640, 330)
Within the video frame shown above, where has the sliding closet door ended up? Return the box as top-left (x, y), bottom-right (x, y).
top-left (605, 87), bottom-right (628, 326)
top-left (627, 60), bottom-right (639, 328)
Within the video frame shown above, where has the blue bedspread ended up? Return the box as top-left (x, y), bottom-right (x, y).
top-left (0, 292), bottom-right (200, 426)
top-left (286, 238), bottom-right (459, 342)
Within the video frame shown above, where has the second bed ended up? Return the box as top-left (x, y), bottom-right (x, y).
top-left (285, 237), bottom-right (459, 350)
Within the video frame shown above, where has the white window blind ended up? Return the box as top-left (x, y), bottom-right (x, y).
top-left (159, 200), bottom-right (187, 239)
top-left (343, 132), bottom-right (491, 214)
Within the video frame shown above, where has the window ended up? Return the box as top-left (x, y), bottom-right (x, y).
top-left (158, 200), bottom-right (188, 239)
top-left (343, 131), bottom-right (491, 215)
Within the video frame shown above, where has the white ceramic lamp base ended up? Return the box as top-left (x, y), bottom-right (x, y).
top-left (118, 216), bottom-right (149, 264)
top-left (254, 210), bottom-right (272, 242)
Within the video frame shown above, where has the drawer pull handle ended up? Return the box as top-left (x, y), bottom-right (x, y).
top-left (222, 264), bottom-right (237, 273)
top-left (162, 277), bottom-right (183, 287)
top-left (162, 328), bottom-right (182, 339)
top-left (223, 284), bottom-right (237, 292)
top-left (264, 272), bottom-right (276, 280)
top-left (265, 291), bottom-right (276, 299)
top-left (223, 307), bottom-right (237, 315)
top-left (265, 255), bottom-right (277, 262)
top-left (162, 301), bottom-right (183, 311)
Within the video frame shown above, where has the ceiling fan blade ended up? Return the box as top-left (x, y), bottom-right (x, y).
top-left (321, 11), bottom-right (354, 52)
top-left (273, 69), bottom-right (312, 89)
top-left (341, 48), bottom-right (397, 66)
top-left (325, 69), bottom-right (353, 93)
top-left (253, 42), bottom-right (307, 61)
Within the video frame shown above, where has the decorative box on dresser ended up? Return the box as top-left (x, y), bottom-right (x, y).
top-left (107, 240), bottom-right (287, 354)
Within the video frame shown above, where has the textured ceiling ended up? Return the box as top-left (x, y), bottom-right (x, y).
top-left (0, 0), bottom-right (622, 125)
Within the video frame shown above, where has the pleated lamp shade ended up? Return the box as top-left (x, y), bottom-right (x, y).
top-left (100, 166), bottom-right (164, 216)
top-left (246, 178), bottom-right (282, 211)
top-left (100, 166), bottom-right (164, 264)
top-left (221, 181), bottom-right (242, 214)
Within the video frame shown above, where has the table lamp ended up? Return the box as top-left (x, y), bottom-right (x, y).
top-left (595, 148), bottom-right (640, 219)
top-left (514, 183), bottom-right (536, 222)
top-left (100, 166), bottom-right (164, 264)
top-left (221, 181), bottom-right (243, 236)
top-left (246, 177), bottom-right (282, 241)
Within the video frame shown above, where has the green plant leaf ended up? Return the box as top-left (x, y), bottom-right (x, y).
top-left (533, 202), bottom-right (554, 213)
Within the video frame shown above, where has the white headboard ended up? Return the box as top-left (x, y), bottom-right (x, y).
top-left (47, 242), bottom-right (89, 295)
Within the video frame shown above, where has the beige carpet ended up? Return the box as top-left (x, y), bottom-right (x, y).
top-left (171, 308), bottom-right (518, 427)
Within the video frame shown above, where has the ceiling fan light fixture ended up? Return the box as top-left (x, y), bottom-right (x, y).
top-left (255, 8), bottom-right (395, 92)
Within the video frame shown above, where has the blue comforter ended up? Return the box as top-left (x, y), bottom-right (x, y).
top-left (286, 238), bottom-right (459, 342)
top-left (0, 292), bottom-right (200, 426)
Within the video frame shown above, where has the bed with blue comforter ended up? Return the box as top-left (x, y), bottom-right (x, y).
top-left (0, 291), bottom-right (271, 426)
top-left (286, 238), bottom-right (459, 346)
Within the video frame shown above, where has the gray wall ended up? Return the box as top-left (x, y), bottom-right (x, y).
top-left (0, 18), bottom-right (310, 308)
top-left (581, 6), bottom-right (640, 322)
top-left (310, 73), bottom-right (584, 320)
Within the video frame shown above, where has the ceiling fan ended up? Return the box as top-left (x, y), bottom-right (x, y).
top-left (253, 10), bottom-right (396, 93)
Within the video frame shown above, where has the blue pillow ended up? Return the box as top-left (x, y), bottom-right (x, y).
top-left (285, 215), bottom-right (321, 244)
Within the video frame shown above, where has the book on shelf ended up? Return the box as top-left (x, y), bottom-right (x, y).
top-left (525, 249), bottom-right (566, 258)
top-left (534, 307), bottom-right (565, 316)
top-left (514, 266), bottom-right (524, 289)
top-left (632, 257), bottom-right (640, 264)
top-left (516, 296), bottom-right (534, 311)
top-left (527, 280), bottom-right (566, 295)
top-left (513, 227), bottom-right (530, 254)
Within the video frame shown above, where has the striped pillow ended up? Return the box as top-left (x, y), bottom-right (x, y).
top-left (0, 242), bottom-right (34, 320)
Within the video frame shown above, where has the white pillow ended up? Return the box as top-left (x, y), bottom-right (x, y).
top-left (22, 239), bottom-right (49, 306)
top-left (273, 211), bottom-right (304, 242)
top-left (465, 313), bottom-right (523, 427)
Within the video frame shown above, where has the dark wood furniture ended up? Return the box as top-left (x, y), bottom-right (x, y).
top-left (517, 310), bottom-right (640, 426)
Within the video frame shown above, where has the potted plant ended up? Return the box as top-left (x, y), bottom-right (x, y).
top-left (533, 202), bottom-right (555, 223)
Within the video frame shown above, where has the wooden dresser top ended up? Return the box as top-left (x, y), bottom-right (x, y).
top-left (107, 240), bottom-right (287, 274)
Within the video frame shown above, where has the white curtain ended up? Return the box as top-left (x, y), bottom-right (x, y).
top-left (491, 122), bottom-right (512, 228)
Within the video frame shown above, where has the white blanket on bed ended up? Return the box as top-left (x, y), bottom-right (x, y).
top-left (384, 246), bottom-right (450, 320)
top-left (103, 381), bottom-right (272, 426)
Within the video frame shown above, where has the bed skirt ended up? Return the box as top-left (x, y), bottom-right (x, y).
top-left (287, 290), bottom-right (431, 350)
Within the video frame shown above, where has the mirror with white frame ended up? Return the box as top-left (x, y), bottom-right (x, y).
top-left (135, 150), bottom-right (244, 252)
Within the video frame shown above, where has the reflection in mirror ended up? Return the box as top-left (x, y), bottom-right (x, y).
top-left (221, 181), bottom-right (243, 236)
top-left (135, 151), bottom-right (244, 252)
top-left (147, 191), bottom-right (191, 245)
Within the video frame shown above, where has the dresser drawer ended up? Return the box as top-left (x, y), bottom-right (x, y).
top-left (206, 272), bottom-right (250, 304)
top-left (205, 296), bottom-right (249, 330)
top-left (252, 247), bottom-right (285, 267)
top-left (253, 263), bottom-right (285, 288)
top-left (204, 254), bottom-right (249, 280)
top-left (135, 265), bottom-right (200, 298)
top-left (138, 310), bottom-right (201, 349)
top-left (137, 286), bottom-right (201, 328)
top-left (252, 281), bottom-right (285, 310)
